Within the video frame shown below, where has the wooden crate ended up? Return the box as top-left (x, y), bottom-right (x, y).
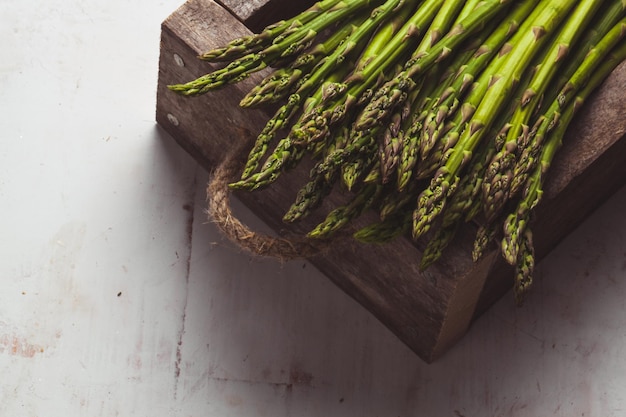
top-left (156, 0), bottom-right (626, 362)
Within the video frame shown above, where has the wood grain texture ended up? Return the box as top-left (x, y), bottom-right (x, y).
top-left (216, 0), bottom-right (313, 31)
top-left (156, 0), bottom-right (626, 362)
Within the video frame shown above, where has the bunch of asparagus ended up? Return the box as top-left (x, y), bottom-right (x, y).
top-left (170, 0), bottom-right (626, 303)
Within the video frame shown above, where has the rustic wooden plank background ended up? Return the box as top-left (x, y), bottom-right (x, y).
top-left (2, 0), bottom-right (626, 415)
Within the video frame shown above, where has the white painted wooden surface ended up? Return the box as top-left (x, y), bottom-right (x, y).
top-left (2, 0), bottom-right (626, 415)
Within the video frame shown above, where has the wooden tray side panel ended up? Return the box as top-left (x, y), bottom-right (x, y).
top-left (157, 0), bottom-right (271, 169)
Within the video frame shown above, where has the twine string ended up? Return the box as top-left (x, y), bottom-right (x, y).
top-left (206, 140), bottom-right (328, 261)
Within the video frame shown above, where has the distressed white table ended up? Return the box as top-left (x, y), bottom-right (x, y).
top-left (1, 0), bottom-right (625, 416)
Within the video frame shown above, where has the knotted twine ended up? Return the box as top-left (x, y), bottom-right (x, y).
top-left (206, 139), bottom-right (335, 261)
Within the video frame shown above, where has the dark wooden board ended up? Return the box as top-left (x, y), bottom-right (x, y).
top-left (156, 0), bottom-right (626, 362)
top-left (215, 0), bottom-right (312, 31)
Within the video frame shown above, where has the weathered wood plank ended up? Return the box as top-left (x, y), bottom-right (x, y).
top-left (215, 0), bottom-right (313, 31)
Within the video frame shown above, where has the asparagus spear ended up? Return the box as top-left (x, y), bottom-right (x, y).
top-left (472, 222), bottom-right (498, 262)
top-left (232, 64), bottom-right (352, 187)
top-left (341, 139), bottom-right (379, 190)
top-left (395, 38), bottom-right (485, 190)
top-left (413, 0), bottom-right (469, 52)
top-left (232, 0), bottom-right (414, 188)
top-left (419, 223), bottom-right (459, 269)
top-left (419, 135), bottom-right (497, 268)
top-left (261, 0), bottom-right (421, 195)
top-left (504, 227), bottom-right (535, 306)
top-left (412, 0), bottom-right (578, 240)
top-left (354, 0), bottom-right (517, 132)
top-left (168, 0), bottom-right (380, 95)
top-left (307, 182), bottom-right (382, 239)
top-left (394, 72), bottom-right (445, 191)
top-left (481, 0), bottom-right (604, 222)
top-left (502, 37), bottom-right (626, 266)
top-left (353, 210), bottom-right (412, 243)
top-left (290, 0), bottom-right (445, 147)
top-left (283, 169), bottom-right (339, 223)
top-left (379, 108), bottom-right (405, 183)
top-left (240, 17), bottom-right (364, 108)
top-left (201, 0), bottom-right (366, 62)
top-left (511, 14), bottom-right (626, 196)
top-left (418, 0), bottom-right (542, 161)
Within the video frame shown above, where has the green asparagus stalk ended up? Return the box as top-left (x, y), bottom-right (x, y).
top-left (308, 182), bottom-right (382, 239)
top-left (412, 0), bottom-right (578, 240)
top-left (419, 134), bottom-right (497, 268)
top-left (414, 0), bottom-right (468, 52)
top-left (232, 0), bottom-right (414, 188)
top-left (502, 38), bottom-right (626, 266)
top-left (342, 142), bottom-right (379, 190)
top-left (353, 209), bottom-right (412, 243)
top-left (395, 39), bottom-right (485, 189)
top-left (240, 17), bottom-right (364, 108)
top-left (510, 15), bottom-right (626, 197)
top-left (283, 169), bottom-right (339, 222)
top-left (379, 111), bottom-right (404, 183)
top-left (393, 70), bottom-right (449, 191)
top-left (199, 0), bottom-right (358, 62)
top-left (482, 0), bottom-right (604, 222)
top-left (233, 63), bottom-right (353, 186)
top-left (472, 222), bottom-right (497, 262)
top-left (512, 228), bottom-right (535, 305)
top-left (419, 223), bottom-right (458, 270)
top-left (452, 0), bottom-right (483, 22)
top-left (311, 127), bottom-right (380, 181)
top-left (418, 0), bottom-right (542, 161)
top-left (290, 0), bottom-right (444, 146)
top-left (354, 0), bottom-right (516, 132)
top-left (379, 73), bottom-right (429, 184)
top-left (395, 119), bottom-right (422, 191)
top-left (168, 0), bottom-right (380, 96)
